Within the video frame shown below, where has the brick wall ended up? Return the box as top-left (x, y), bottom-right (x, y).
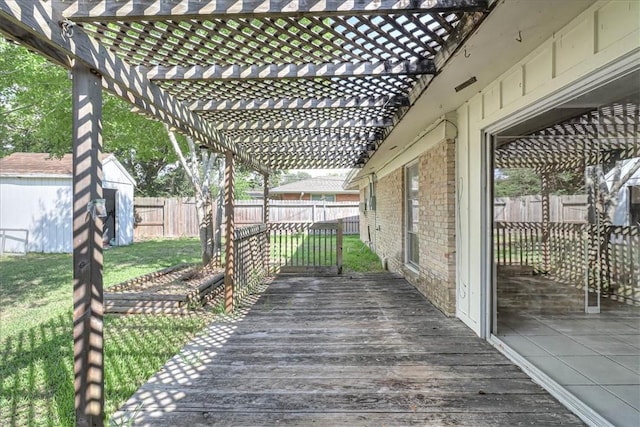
top-left (415, 139), bottom-right (457, 315)
top-left (336, 193), bottom-right (360, 202)
top-left (363, 139), bottom-right (457, 315)
top-left (372, 168), bottom-right (404, 272)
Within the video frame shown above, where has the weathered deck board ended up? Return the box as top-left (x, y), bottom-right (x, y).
top-left (113, 273), bottom-right (584, 426)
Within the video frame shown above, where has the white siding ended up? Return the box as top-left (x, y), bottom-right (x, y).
top-left (610, 160), bottom-right (640, 226)
top-left (103, 159), bottom-right (135, 246)
top-left (0, 157), bottom-right (135, 253)
top-left (0, 177), bottom-right (72, 253)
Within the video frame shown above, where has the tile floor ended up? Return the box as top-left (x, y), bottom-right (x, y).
top-left (497, 303), bottom-right (640, 426)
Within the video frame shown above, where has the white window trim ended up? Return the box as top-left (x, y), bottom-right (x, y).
top-left (405, 160), bottom-right (419, 269)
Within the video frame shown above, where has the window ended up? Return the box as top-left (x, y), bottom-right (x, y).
top-left (405, 162), bottom-right (419, 267)
top-left (311, 194), bottom-right (335, 202)
top-left (364, 181), bottom-right (376, 211)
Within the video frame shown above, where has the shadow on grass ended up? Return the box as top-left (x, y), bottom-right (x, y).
top-left (0, 309), bottom-right (214, 426)
top-left (0, 239), bottom-right (201, 308)
top-left (0, 311), bottom-right (75, 427)
top-left (271, 231), bottom-right (382, 273)
top-left (104, 239), bottom-right (200, 271)
top-left (0, 254), bottom-right (72, 308)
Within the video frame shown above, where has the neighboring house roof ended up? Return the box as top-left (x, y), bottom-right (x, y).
top-left (0, 152), bottom-right (136, 185)
top-left (270, 177), bottom-right (356, 195)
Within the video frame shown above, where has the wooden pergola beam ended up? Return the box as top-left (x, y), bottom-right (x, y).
top-left (246, 146), bottom-right (371, 155)
top-left (230, 134), bottom-right (380, 144)
top-left (145, 60), bottom-right (435, 81)
top-left (267, 157), bottom-right (362, 169)
top-left (0, 0), bottom-right (269, 175)
top-left (217, 118), bottom-right (392, 131)
top-left (190, 96), bottom-right (409, 112)
top-left (56, 0), bottom-right (489, 22)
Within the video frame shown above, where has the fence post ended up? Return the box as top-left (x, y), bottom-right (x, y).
top-left (337, 219), bottom-right (343, 275)
top-left (224, 151), bottom-right (235, 313)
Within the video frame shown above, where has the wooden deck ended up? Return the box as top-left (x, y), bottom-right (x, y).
top-left (113, 273), bottom-right (584, 426)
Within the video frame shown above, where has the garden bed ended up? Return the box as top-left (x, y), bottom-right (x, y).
top-left (105, 264), bottom-right (225, 314)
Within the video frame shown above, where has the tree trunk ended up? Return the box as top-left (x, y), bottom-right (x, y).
top-left (196, 194), bottom-right (214, 265)
top-left (214, 186), bottom-right (224, 260)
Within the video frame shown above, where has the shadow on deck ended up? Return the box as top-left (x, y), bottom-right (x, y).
top-left (112, 272), bottom-right (584, 426)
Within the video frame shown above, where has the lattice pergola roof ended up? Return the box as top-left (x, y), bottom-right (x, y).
top-left (495, 101), bottom-right (640, 173)
top-left (0, 0), bottom-right (490, 172)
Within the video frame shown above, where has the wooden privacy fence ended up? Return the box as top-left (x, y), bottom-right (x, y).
top-left (494, 195), bottom-right (587, 223)
top-left (269, 220), bottom-right (343, 275)
top-left (495, 221), bottom-right (640, 304)
top-left (134, 197), bottom-right (199, 239)
top-left (134, 197), bottom-right (359, 239)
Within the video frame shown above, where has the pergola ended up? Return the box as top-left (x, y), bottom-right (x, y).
top-left (495, 101), bottom-right (640, 173)
top-left (0, 1), bottom-right (491, 425)
top-left (494, 100), bottom-right (640, 288)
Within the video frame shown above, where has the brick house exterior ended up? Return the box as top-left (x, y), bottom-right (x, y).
top-left (270, 177), bottom-right (358, 202)
top-left (360, 138), bottom-right (456, 315)
top-left (279, 193), bottom-right (359, 202)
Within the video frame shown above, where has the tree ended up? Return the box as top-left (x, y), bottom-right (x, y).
top-left (0, 36), bottom-right (191, 196)
top-left (101, 98), bottom-right (188, 196)
top-left (586, 157), bottom-right (640, 224)
top-left (494, 168), bottom-right (584, 197)
top-left (0, 38), bottom-right (72, 156)
top-left (279, 171), bottom-right (312, 186)
top-left (494, 168), bottom-right (541, 197)
top-left (166, 127), bottom-right (223, 265)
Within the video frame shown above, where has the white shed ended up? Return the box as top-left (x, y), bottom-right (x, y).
top-left (0, 152), bottom-right (136, 253)
top-left (607, 158), bottom-right (640, 227)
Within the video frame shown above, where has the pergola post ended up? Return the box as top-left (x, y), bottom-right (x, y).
top-left (337, 219), bottom-right (344, 275)
top-left (263, 173), bottom-right (270, 274)
top-left (224, 150), bottom-right (235, 313)
top-left (71, 65), bottom-right (104, 427)
top-left (540, 172), bottom-right (551, 273)
top-left (263, 174), bottom-right (269, 224)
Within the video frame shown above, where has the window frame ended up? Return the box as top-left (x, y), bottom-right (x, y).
top-left (405, 160), bottom-right (420, 269)
top-left (311, 194), bottom-right (336, 202)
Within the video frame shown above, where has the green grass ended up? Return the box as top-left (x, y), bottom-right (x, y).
top-left (342, 235), bottom-right (385, 273)
top-left (0, 238), bottom-right (202, 339)
top-left (0, 234), bottom-right (382, 426)
top-left (0, 238), bottom-right (215, 426)
top-left (270, 233), bottom-right (383, 273)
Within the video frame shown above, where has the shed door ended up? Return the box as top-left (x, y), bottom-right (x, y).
top-left (103, 188), bottom-right (117, 245)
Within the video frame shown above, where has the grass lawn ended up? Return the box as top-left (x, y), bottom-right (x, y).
top-left (270, 233), bottom-right (384, 273)
top-left (0, 234), bottom-right (382, 426)
top-left (342, 235), bottom-right (384, 273)
top-left (0, 238), bottom-right (216, 426)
